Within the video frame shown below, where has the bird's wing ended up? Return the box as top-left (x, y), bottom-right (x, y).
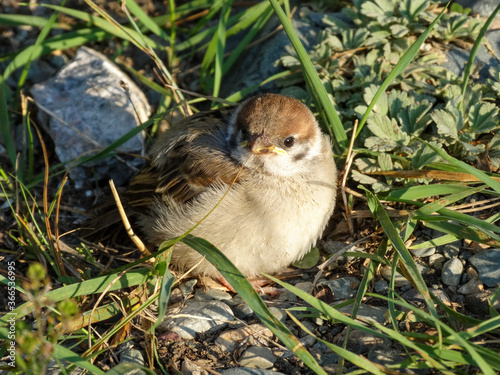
top-left (127, 106), bottom-right (244, 214)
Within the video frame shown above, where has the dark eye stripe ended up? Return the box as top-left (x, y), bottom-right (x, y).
top-left (292, 144), bottom-right (310, 162)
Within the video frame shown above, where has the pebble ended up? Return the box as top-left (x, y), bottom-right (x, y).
top-left (318, 353), bottom-right (339, 368)
top-left (118, 343), bottom-right (146, 375)
top-left (181, 359), bottom-right (207, 375)
top-left (337, 304), bottom-right (388, 324)
top-left (401, 288), bottom-right (450, 305)
top-left (318, 277), bottom-right (361, 300)
top-left (195, 288), bottom-right (232, 301)
top-left (441, 258), bottom-right (463, 287)
top-left (277, 290), bottom-right (298, 302)
top-left (380, 266), bottom-right (411, 287)
top-left (469, 249), bottom-right (500, 287)
top-left (347, 329), bottom-right (388, 353)
top-left (367, 348), bottom-right (405, 367)
top-left (299, 335), bottom-right (317, 347)
top-left (409, 242), bottom-right (436, 257)
top-left (179, 279), bottom-right (198, 296)
top-left (295, 281), bottom-right (313, 292)
top-left (159, 300), bottom-right (234, 340)
top-left (220, 369), bottom-right (286, 375)
top-left (465, 290), bottom-right (500, 315)
top-left (238, 346), bottom-right (277, 369)
top-left (232, 303), bottom-right (254, 319)
top-left (374, 279), bottom-right (389, 293)
top-left (458, 277), bottom-right (483, 295)
top-left (428, 253), bottom-right (446, 268)
top-left (215, 324), bottom-right (273, 353)
top-left (268, 306), bottom-right (287, 324)
top-left (439, 242), bottom-right (461, 260)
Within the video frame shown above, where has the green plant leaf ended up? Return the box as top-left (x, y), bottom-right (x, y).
top-left (468, 102), bottom-right (499, 134)
top-left (432, 108), bottom-right (461, 140)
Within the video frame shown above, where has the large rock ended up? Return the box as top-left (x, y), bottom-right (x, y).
top-left (31, 47), bottom-right (150, 188)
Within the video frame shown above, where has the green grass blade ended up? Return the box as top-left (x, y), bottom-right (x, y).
top-left (364, 189), bottom-right (438, 318)
top-left (265, 274), bottom-right (390, 338)
top-left (461, 3), bottom-right (500, 101)
top-left (0, 268), bottom-right (151, 324)
top-left (213, 2), bottom-right (231, 98)
top-left (43, 4), bottom-right (162, 49)
top-left (355, 5), bottom-right (448, 138)
top-left (288, 314), bottom-right (386, 375)
top-left (385, 184), bottom-right (485, 200)
top-left (0, 79), bottom-right (15, 168)
top-left (125, 0), bottom-right (170, 41)
top-left (0, 13), bottom-right (69, 29)
top-left (221, 3), bottom-right (273, 76)
top-left (268, 0), bottom-right (347, 151)
top-left (422, 140), bottom-right (500, 194)
top-left (181, 235), bottom-right (327, 375)
top-left (3, 28), bottom-right (109, 81)
top-left (414, 185), bottom-right (484, 216)
top-left (369, 293), bottom-right (496, 374)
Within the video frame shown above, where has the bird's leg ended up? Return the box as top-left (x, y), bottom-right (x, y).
top-left (215, 274), bottom-right (284, 297)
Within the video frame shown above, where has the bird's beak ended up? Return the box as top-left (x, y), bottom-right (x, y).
top-left (241, 132), bottom-right (287, 156)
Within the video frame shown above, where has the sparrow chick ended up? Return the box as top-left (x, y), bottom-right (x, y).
top-left (128, 94), bottom-right (337, 278)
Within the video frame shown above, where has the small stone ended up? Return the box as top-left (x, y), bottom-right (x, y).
top-left (469, 249), bottom-right (500, 287)
top-left (298, 320), bottom-right (316, 337)
top-left (294, 281), bottom-right (313, 293)
top-left (380, 266), bottom-right (410, 287)
top-left (374, 280), bottom-right (388, 293)
top-left (432, 289), bottom-right (451, 305)
top-left (239, 346), bottom-right (277, 369)
top-left (442, 258), bottom-right (463, 287)
top-left (319, 277), bottom-right (361, 300)
top-left (337, 304), bottom-right (387, 324)
top-left (465, 290), bottom-right (500, 315)
top-left (232, 303), bottom-right (254, 319)
top-left (416, 263), bottom-right (430, 275)
top-left (318, 353), bottom-right (339, 368)
top-left (268, 307), bottom-right (287, 323)
top-left (181, 359), bottom-right (207, 375)
top-left (466, 267), bottom-right (479, 280)
top-left (220, 368), bottom-right (286, 375)
top-left (457, 277), bottom-right (484, 295)
top-left (194, 289), bottom-right (232, 301)
top-left (215, 324), bottom-right (273, 352)
top-left (459, 250), bottom-right (472, 261)
top-left (409, 242), bottom-right (436, 257)
top-left (277, 290), bottom-right (298, 302)
top-left (179, 279), bottom-right (198, 296)
top-left (367, 348), bottom-right (405, 367)
top-left (119, 346), bottom-right (146, 375)
top-left (439, 242), bottom-right (461, 259)
top-left (299, 335), bottom-right (317, 347)
top-left (159, 300), bottom-right (234, 340)
top-left (429, 253), bottom-right (446, 268)
top-left (347, 329), bottom-right (388, 353)
top-left (322, 241), bottom-right (350, 255)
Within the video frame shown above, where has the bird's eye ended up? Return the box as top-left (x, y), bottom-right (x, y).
top-left (284, 136), bottom-right (295, 148)
top-left (240, 128), bottom-right (249, 139)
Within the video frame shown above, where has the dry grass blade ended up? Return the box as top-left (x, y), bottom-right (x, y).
top-left (33, 122), bottom-right (66, 276)
top-left (109, 179), bottom-right (151, 258)
top-left (341, 119), bottom-right (359, 235)
top-left (366, 170), bottom-right (500, 182)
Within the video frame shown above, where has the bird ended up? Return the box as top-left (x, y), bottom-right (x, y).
top-left (94, 93), bottom-right (337, 280)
